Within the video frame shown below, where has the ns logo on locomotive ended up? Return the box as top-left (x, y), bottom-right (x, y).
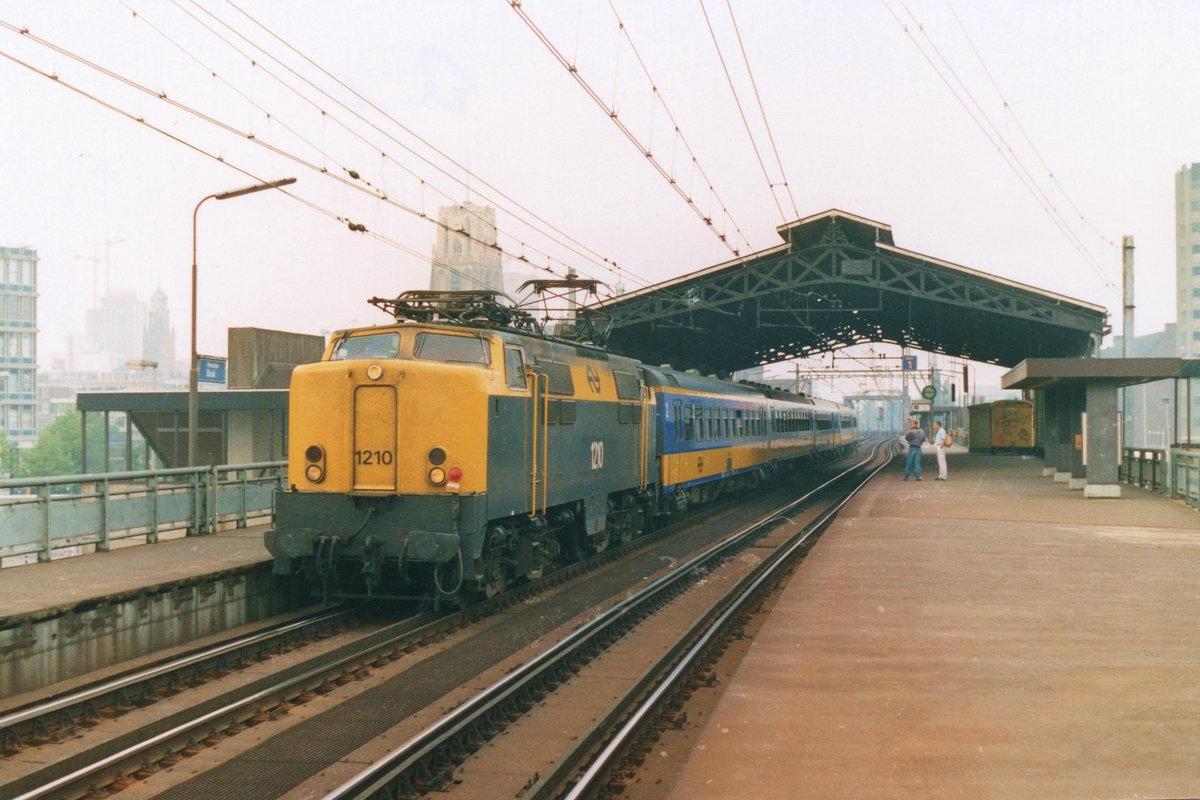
top-left (265, 286), bottom-right (858, 603)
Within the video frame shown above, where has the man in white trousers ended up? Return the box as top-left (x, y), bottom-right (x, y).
top-left (933, 420), bottom-right (950, 480)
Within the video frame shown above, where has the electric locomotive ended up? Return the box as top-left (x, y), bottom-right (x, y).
top-left (265, 287), bottom-right (857, 602)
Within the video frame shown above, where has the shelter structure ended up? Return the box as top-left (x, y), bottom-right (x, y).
top-left (1002, 357), bottom-right (1200, 498)
top-left (593, 210), bottom-right (1108, 375)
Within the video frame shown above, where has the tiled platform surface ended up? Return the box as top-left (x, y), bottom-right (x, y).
top-left (667, 453), bottom-right (1200, 799)
top-left (0, 524), bottom-right (271, 624)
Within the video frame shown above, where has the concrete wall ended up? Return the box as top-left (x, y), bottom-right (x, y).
top-left (228, 327), bottom-right (324, 390)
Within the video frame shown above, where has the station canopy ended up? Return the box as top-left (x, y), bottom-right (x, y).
top-left (588, 210), bottom-right (1109, 376)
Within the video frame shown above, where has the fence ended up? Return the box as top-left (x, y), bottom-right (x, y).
top-left (1119, 448), bottom-right (1166, 492)
top-left (1171, 449), bottom-right (1200, 511)
top-left (0, 462), bottom-right (286, 566)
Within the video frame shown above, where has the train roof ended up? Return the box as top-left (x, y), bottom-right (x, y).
top-left (642, 365), bottom-right (848, 411)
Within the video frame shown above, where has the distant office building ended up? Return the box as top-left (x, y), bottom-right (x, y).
top-left (0, 245), bottom-right (38, 452)
top-left (1176, 163), bottom-right (1200, 356)
top-left (1102, 325), bottom-right (1177, 449)
top-left (142, 288), bottom-right (178, 376)
top-left (78, 290), bottom-right (147, 372)
top-left (429, 203), bottom-right (504, 293)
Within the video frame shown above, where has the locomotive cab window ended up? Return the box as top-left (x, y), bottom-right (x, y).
top-left (505, 347), bottom-right (528, 390)
top-left (414, 332), bottom-right (490, 365)
top-left (331, 332), bottom-right (400, 361)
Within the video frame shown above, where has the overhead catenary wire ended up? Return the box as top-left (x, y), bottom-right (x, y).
top-left (151, 0), bottom-right (779, 319)
top-left (511, 0), bottom-right (752, 258)
top-left (942, 0), bottom-right (1118, 250)
top-left (723, 0), bottom-right (800, 220)
top-left (148, 0), bottom-right (739, 316)
top-left (698, 0), bottom-right (786, 224)
top-left (156, 0), bottom-right (619, 291)
top-left (1, 18), bottom-right (594, 292)
top-left (0, 39), bottom-right (533, 301)
top-left (879, 0), bottom-right (1118, 296)
top-left (5, 7), bottom-right (755, 326)
top-left (209, 0), bottom-right (644, 289)
top-left (600, 0), bottom-right (755, 254)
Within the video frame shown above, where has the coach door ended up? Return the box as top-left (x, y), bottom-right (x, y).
top-left (352, 385), bottom-right (397, 492)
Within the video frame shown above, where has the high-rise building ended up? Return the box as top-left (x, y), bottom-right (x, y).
top-left (429, 203), bottom-right (504, 293)
top-left (0, 245), bottom-right (38, 453)
top-left (79, 290), bottom-right (147, 372)
top-left (142, 288), bottom-right (178, 376)
top-left (1175, 163), bottom-right (1200, 356)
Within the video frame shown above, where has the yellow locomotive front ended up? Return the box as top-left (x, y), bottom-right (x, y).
top-left (267, 324), bottom-right (504, 598)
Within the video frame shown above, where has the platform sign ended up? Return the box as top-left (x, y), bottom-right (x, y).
top-left (912, 400), bottom-right (931, 412)
top-left (901, 355), bottom-right (918, 371)
top-left (198, 356), bottom-right (227, 384)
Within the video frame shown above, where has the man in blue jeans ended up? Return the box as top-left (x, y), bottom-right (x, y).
top-left (903, 418), bottom-right (926, 480)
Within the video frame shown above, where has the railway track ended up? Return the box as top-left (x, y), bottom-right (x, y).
top-left (0, 602), bottom-right (473, 800)
top-left (2, 448), bottom-right (876, 800)
top-left (1, 496), bottom-right (702, 800)
top-left (323, 438), bottom-right (895, 800)
top-left (0, 606), bottom-right (355, 758)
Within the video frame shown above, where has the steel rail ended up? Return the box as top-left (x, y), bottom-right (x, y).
top-left (0, 606), bottom-right (355, 751)
top-left (561, 440), bottom-right (896, 799)
top-left (322, 442), bottom-right (886, 800)
top-left (3, 482), bottom-right (749, 800)
top-left (5, 608), bottom-right (442, 800)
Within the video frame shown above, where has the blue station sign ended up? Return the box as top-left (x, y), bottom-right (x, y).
top-left (198, 356), bottom-right (227, 384)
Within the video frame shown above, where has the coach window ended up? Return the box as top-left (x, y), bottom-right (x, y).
top-left (674, 400), bottom-right (684, 441)
top-left (505, 347), bottom-right (528, 390)
top-left (684, 405), bottom-right (695, 441)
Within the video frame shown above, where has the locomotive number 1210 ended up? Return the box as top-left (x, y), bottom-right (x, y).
top-left (355, 449), bottom-right (395, 465)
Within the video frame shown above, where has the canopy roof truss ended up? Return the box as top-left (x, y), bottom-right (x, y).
top-left (594, 210), bottom-right (1108, 375)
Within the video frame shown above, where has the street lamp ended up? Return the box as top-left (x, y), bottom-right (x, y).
top-left (190, 177), bottom-right (296, 467)
top-left (126, 359), bottom-right (158, 391)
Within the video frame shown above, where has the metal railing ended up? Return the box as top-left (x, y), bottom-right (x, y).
top-left (1170, 449), bottom-right (1200, 510)
top-left (1119, 448), bottom-right (1166, 492)
top-left (0, 462), bottom-right (286, 565)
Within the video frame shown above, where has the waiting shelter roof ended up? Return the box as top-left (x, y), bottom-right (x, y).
top-left (1002, 358), bottom-right (1200, 391)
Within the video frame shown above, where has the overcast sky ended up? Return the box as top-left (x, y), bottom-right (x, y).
top-left (3, 0), bottom-right (1197, 376)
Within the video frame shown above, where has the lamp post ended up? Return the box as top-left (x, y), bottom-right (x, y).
top-left (190, 177), bottom-right (296, 467)
top-left (126, 358), bottom-right (159, 391)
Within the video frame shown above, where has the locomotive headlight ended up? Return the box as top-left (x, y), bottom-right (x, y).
top-left (428, 466), bottom-right (447, 486)
top-left (428, 447), bottom-right (446, 465)
top-left (304, 445), bottom-right (326, 483)
top-left (366, 364), bottom-right (383, 380)
top-left (447, 466), bottom-right (463, 483)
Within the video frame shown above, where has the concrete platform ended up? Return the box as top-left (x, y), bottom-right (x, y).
top-left (667, 453), bottom-right (1200, 799)
top-left (0, 525), bottom-right (272, 624)
top-left (0, 525), bottom-right (283, 697)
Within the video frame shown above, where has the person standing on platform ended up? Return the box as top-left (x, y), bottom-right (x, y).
top-left (903, 418), bottom-right (926, 481)
top-left (933, 420), bottom-right (950, 481)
